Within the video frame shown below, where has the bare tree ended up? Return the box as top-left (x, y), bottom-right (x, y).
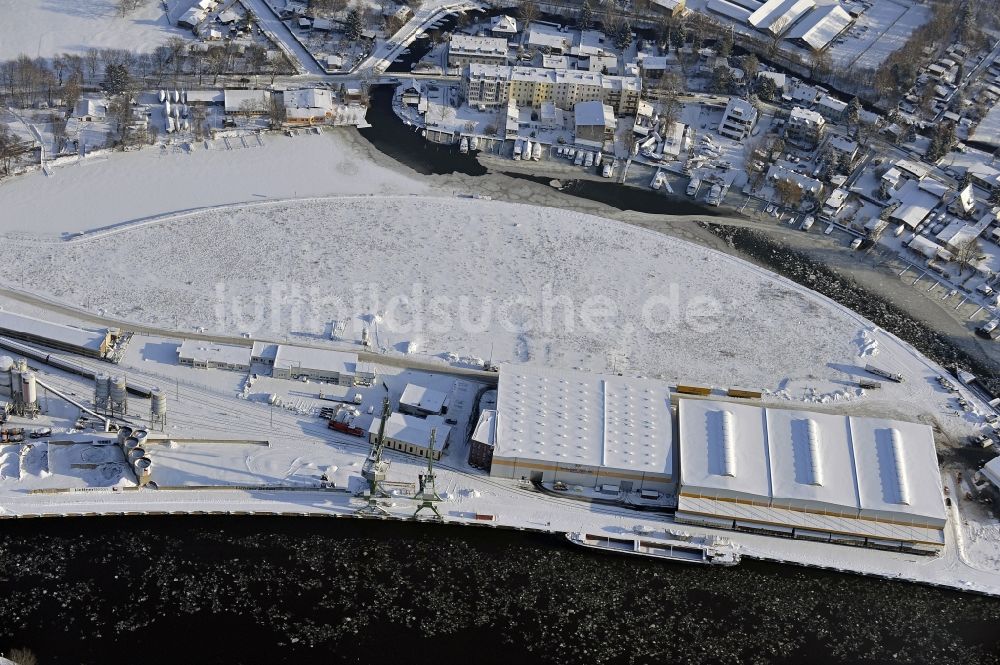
top-left (954, 237), bottom-right (983, 275)
top-left (268, 93), bottom-right (287, 127)
top-left (0, 122), bottom-right (33, 175)
top-left (518, 0), bottom-right (539, 30)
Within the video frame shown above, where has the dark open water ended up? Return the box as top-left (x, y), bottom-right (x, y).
top-left (2, 516), bottom-right (999, 665)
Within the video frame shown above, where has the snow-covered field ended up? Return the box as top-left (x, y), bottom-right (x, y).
top-left (0, 195), bottom-right (990, 444)
top-left (0, 130), bottom-right (432, 236)
top-left (828, 0), bottom-right (931, 71)
top-left (0, 0), bottom-right (190, 60)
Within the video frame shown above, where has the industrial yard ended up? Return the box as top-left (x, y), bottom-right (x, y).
top-left (3, 0), bottom-right (1000, 661)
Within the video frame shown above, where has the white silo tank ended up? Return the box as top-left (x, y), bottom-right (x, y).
top-left (127, 447), bottom-right (146, 465)
top-left (96, 373), bottom-right (111, 401)
top-left (133, 430), bottom-right (149, 450)
top-left (0, 355), bottom-right (12, 395)
top-left (21, 372), bottom-right (37, 405)
top-left (111, 376), bottom-right (127, 403)
top-left (135, 457), bottom-right (152, 485)
top-left (151, 389), bottom-right (167, 416)
top-left (117, 426), bottom-right (134, 447)
top-left (123, 437), bottom-right (139, 455)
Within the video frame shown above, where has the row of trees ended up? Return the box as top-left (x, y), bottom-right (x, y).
top-left (0, 40), bottom-right (295, 110)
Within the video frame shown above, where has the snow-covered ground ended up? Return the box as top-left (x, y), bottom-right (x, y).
top-left (0, 130), bottom-right (432, 237)
top-left (0, 195), bottom-right (992, 448)
top-left (0, 0), bottom-right (191, 60)
top-left (828, 0), bottom-right (931, 72)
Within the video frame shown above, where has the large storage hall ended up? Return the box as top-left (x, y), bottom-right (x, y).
top-left (675, 399), bottom-right (947, 553)
top-left (489, 365), bottom-right (675, 493)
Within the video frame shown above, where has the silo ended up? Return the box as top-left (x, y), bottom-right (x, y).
top-left (135, 457), bottom-right (152, 486)
top-left (21, 372), bottom-right (37, 406)
top-left (111, 376), bottom-right (127, 403)
top-left (0, 355), bottom-right (12, 396)
top-left (127, 447), bottom-right (146, 465)
top-left (123, 437), bottom-right (139, 456)
top-left (150, 388), bottom-right (167, 430)
top-left (95, 373), bottom-right (111, 407)
top-left (116, 426), bottom-right (133, 447)
top-left (132, 430), bottom-right (149, 450)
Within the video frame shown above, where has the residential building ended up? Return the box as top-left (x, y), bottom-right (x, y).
top-left (786, 106), bottom-right (825, 146)
top-left (815, 94), bottom-right (848, 121)
top-left (574, 100), bottom-right (616, 149)
top-left (718, 97), bottom-right (758, 141)
top-left (462, 64), bottom-right (641, 114)
top-left (651, 0), bottom-right (686, 16)
top-left (490, 14), bottom-right (518, 36)
top-left (448, 35), bottom-right (509, 68)
top-left (282, 88), bottom-right (336, 125)
top-left (827, 135), bottom-right (858, 163)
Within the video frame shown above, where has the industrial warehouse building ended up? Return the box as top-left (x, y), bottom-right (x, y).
top-left (675, 399), bottom-right (947, 552)
top-left (177, 340), bottom-right (252, 371)
top-left (250, 342), bottom-right (376, 385)
top-left (488, 365), bottom-right (675, 493)
top-left (0, 310), bottom-right (111, 359)
top-left (368, 412), bottom-right (452, 460)
top-left (399, 383), bottom-right (449, 417)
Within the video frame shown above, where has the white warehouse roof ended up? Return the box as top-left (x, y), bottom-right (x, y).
top-left (707, 0), bottom-right (753, 22)
top-left (0, 310), bottom-right (108, 353)
top-left (678, 399), bottom-right (946, 530)
top-left (786, 4), bottom-right (853, 50)
top-left (677, 399), bottom-right (770, 501)
top-left (764, 407), bottom-right (858, 513)
top-left (748, 0), bottom-right (815, 33)
top-left (273, 345), bottom-right (359, 375)
top-left (178, 340), bottom-right (252, 367)
top-left (848, 416), bottom-right (945, 526)
top-left (370, 412), bottom-right (452, 448)
top-left (494, 364), bottom-right (674, 478)
top-left (400, 383), bottom-right (448, 413)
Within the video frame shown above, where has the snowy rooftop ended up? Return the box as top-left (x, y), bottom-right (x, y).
top-left (678, 399), bottom-right (771, 501)
top-left (472, 409), bottom-right (497, 447)
top-left (0, 310), bottom-right (108, 352)
top-left (369, 412), bottom-right (452, 449)
top-left (848, 416), bottom-right (946, 526)
top-left (678, 399), bottom-right (946, 527)
top-left (494, 365), bottom-right (674, 478)
top-left (786, 4), bottom-right (854, 49)
top-left (400, 383), bottom-right (448, 413)
top-left (449, 35), bottom-right (508, 57)
top-left (574, 100), bottom-right (614, 127)
top-left (178, 340), bottom-right (251, 367)
top-left (765, 407), bottom-right (858, 513)
top-left (273, 345), bottom-right (358, 375)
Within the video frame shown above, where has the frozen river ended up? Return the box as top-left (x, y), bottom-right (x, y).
top-left (1, 515), bottom-right (999, 665)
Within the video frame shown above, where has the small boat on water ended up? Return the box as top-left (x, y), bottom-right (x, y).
top-left (566, 531), bottom-right (740, 566)
top-left (459, 136), bottom-right (469, 154)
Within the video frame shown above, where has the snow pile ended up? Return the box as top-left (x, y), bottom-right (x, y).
top-left (855, 329), bottom-right (880, 358)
